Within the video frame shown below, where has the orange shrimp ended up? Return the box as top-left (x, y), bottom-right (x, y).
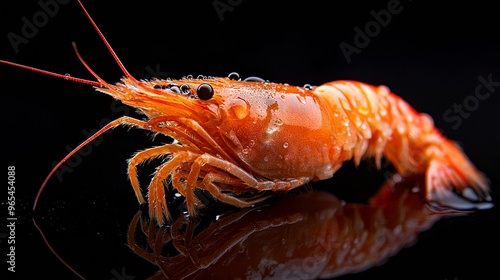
top-left (1, 0), bottom-right (492, 225)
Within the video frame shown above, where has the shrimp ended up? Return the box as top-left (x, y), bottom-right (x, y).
top-left (1, 0), bottom-right (492, 225)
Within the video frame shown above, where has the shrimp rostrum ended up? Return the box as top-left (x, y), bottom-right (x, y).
top-left (2, 0), bottom-right (492, 225)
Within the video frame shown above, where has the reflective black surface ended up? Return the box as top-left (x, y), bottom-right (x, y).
top-left (126, 175), bottom-right (466, 279)
top-left (2, 1), bottom-right (499, 279)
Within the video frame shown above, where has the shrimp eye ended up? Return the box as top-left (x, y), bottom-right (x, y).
top-left (197, 83), bottom-right (214, 100)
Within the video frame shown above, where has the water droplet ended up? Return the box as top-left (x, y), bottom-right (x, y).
top-left (64, 73), bottom-right (71, 76)
top-left (341, 99), bottom-right (352, 110)
top-left (228, 72), bottom-right (240, 80)
top-left (297, 96), bottom-right (307, 105)
top-left (283, 142), bottom-right (289, 148)
top-left (357, 107), bottom-right (370, 115)
top-left (303, 84), bottom-right (313, 90)
top-left (244, 76), bottom-right (266, 82)
top-left (170, 86), bottom-right (180, 93)
top-left (180, 84), bottom-right (190, 95)
top-left (267, 126), bottom-right (279, 134)
top-left (263, 156), bottom-right (269, 162)
top-left (197, 74), bottom-right (204, 79)
top-left (275, 118), bottom-right (283, 126)
top-left (393, 173), bottom-right (402, 183)
top-left (242, 148), bottom-right (249, 154)
top-left (186, 74), bottom-right (193, 79)
top-left (249, 140), bottom-right (255, 147)
top-left (229, 98), bottom-right (250, 119)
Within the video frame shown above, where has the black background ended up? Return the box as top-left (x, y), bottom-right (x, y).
top-left (1, 0), bottom-right (499, 279)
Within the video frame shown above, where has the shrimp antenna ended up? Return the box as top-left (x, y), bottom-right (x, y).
top-left (0, 59), bottom-right (101, 87)
top-left (34, 119), bottom-right (120, 210)
top-left (1, 0), bottom-right (138, 85)
top-left (76, 0), bottom-right (139, 82)
top-left (33, 41), bottom-right (121, 211)
top-left (71, 41), bottom-right (115, 89)
top-left (33, 1), bottom-right (143, 210)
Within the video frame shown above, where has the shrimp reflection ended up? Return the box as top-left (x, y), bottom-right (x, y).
top-left (128, 175), bottom-right (474, 279)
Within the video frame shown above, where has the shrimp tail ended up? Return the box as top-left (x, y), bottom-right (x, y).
top-left (424, 138), bottom-right (492, 210)
top-left (314, 81), bottom-right (492, 210)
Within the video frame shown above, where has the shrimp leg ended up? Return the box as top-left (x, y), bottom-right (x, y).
top-left (185, 154), bottom-right (311, 216)
top-left (148, 116), bottom-right (236, 162)
top-left (148, 151), bottom-right (201, 224)
top-left (127, 144), bottom-right (194, 204)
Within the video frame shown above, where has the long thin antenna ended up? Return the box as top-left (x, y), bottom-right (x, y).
top-left (76, 0), bottom-right (138, 82)
top-left (0, 59), bottom-right (101, 87)
top-left (71, 42), bottom-right (114, 89)
top-left (34, 119), bottom-right (121, 210)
